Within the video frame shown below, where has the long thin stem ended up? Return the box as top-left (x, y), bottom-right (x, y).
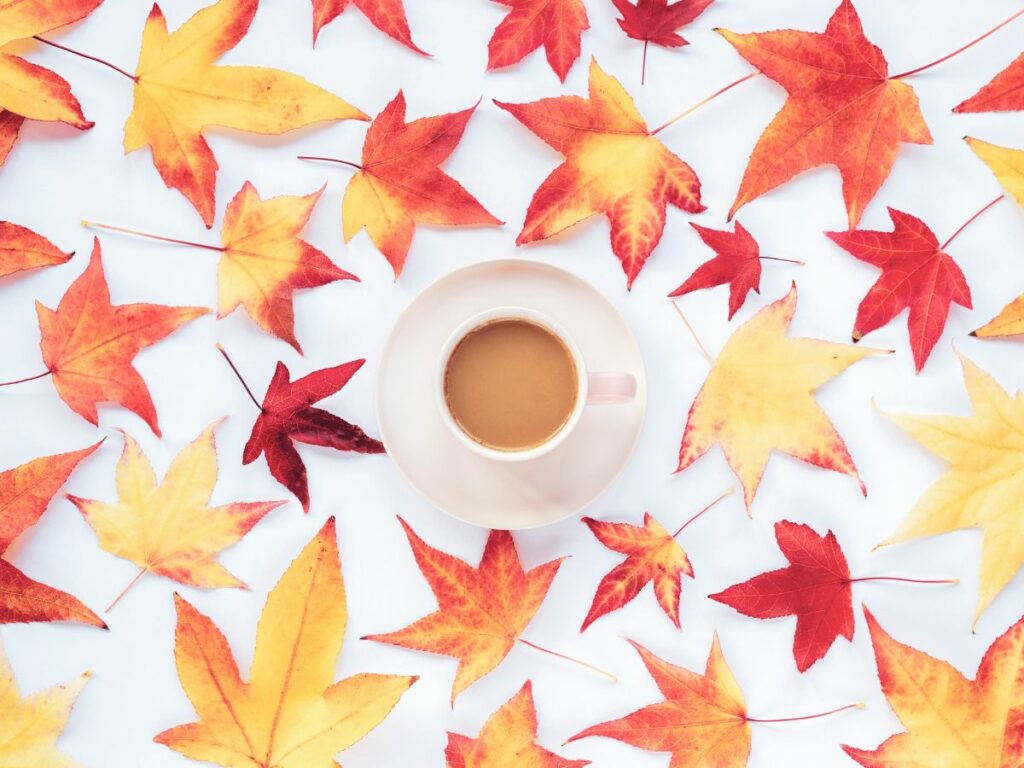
top-left (672, 301), bottom-right (714, 366)
top-left (105, 567), bottom-right (147, 613)
top-left (650, 72), bottom-right (757, 136)
top-left (747, 703), bottom-right (863, 724)
top-left (33, 36), bottom-right (138, 81)
top-left (760, 256), bottom-right (805, 266)
top-left (517, 638), bottom-right (617, 683)
top-left (216, 344), bottom-right (264, 411)
top-left (848, 576), bottom-right (958, 585)
top-left (940, 195), bottom-right (1004, 250)
top-left (82, 220), bottom-right (224, 253)
top-left (673, 488), bottom-right (735, 538)
top-left (641, 40), bottom-right (649, 86)
top-left (297, 155), bottom-right (363, 170)
top-left (0, 370), bottom-right (52, 387)
top-left (891, 7), bottom-right (1024, 79)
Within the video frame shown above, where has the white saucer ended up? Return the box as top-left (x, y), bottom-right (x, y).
top-left (376, 259), bottom-right (647, 529)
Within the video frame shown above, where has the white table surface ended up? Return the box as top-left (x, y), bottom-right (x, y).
top-left (2, 0), bottom-right (1023, 765)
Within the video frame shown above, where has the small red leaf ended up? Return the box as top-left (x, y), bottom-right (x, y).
top-left (670, 221), bottom-right (761, 319)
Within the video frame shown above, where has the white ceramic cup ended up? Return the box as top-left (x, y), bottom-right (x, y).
top-left (436, 306), bottom-right (637, 462)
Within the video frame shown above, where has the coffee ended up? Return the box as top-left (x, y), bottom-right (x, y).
top-left (444, 318), bottom-right (578, 451)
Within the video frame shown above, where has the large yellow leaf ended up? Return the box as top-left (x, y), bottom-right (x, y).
top-left (155, 518), bottom-right (415, 768)
top-left (881, 353), bottom-right (1024, 624)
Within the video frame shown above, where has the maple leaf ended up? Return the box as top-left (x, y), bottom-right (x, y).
top-left (826, 207), bottom-right (971, 372)
top-left (66, 422), bottom-right (283, 606)
top-left (973, 295), bottom-right (1024, 339)
top-left (0, 110), bottom-right (23, 168)
top-left (677, 283), bottom-right (885, 509)
top-left (955, 51), bottom-right (1024, 113)
top-left (611, 0), bottom-right (713, 83)
top-left (219, 349), bottom-right (384, 512)
top-left (720, 0), bottom-right (932, 228)
top-left (580, 513), bottom-right (693, 632)
top-left (445, 681), bottom-right (589, 768)
top-left (843, 608), bottom-right (1024, 766)
top-left (0, 0), bottom-right (101, 131)
top-left (966, 137), bottom-right (1024, 209)
top-left (880, 353), bottom-right (1024, 624)
top-left (0, 221), bottom-right (71, 278)
top-left (311, 0), bottom-right (426, 52)
top-left (0, 639), bottom-right (89, 766)
top-left (341, 92), bottom-right (501, 277)
top-left (669, 221), bottom-right (763, 319)
top-left (364, 518), bottom-right (564, 703)
top-left (155, 518), bottom-right (416, 768)
top-left (123, 0), bottom-right (367, 227)
top-left (0, 442), bottom-right (106, 627)
top-left (485, 0), bottom-right (589, 81)
top-left (497, 59), bottom-right (704, 289)
top-left (35, 240), bottom-right (208, 436)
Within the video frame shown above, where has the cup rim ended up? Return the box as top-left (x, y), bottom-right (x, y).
top-left (435, 306), bottom-right (587, 462)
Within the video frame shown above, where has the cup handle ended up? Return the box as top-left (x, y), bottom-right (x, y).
top-left (586, 372), bottom-right (637, 405)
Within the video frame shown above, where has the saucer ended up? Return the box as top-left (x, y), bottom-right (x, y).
top-left (376, 259), bottom-right (646, 529)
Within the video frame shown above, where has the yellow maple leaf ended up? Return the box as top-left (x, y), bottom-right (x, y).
top-left (0, 640), bottom-right (89, 768)
top-left (880, 353), bottom-right (1024, 624)
top-left (677, 284), bottom-right (887, 508)
top-left (66, 421), bottom-right (284, 603)
top-left (966, 137), bottom-right (1024, 208)
top-left (155, 518), bottom-right (416, 768)
top-left (123, 0), bottom-right (366, 227)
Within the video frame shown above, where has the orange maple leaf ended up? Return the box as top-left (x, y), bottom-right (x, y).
top-left (486, 0), bottom-right (589, 81)
top-left (0, 222), bottom-right (70, 278)
top-left (363, 517), bottom-right (564, 703)
top-left (497, 59), bottom-right (704, 288)
top-left (720, 0), bottom-right (932, 227)
top-left (35, 239), bottom-right (208, 435)
top-left (311, 0), bottom-right (426, 53)
top-left (340, 92), bottom-right (501, 277)
top-left (0, 110), bottom-right (22, 167)
top-left (446, 681), bottom-right (589, 768)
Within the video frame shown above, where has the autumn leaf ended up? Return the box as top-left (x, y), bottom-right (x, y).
top-left (218, 347), bottom-right (384, 513)
top-left (445, 681), bottom-right (589, 768)
top-left (612, 0), bottom-right (713, 83)
top-left (966, 137), bottom-right (1024, 209)
top-left (364, 518), bottom-right (567, 703)
top-left (497, 59), bottom-right (704, 289)
top-left (719, 0), bottom-right (932, 227)
top-left (0, 110), bottom-right (23, 167)
top-left (973, 296), bottom-right (1024, 339)
top-left (669, 221), bottom-right (781, 319)
top-left (0, 639), bottom-right (89, 766)
top-left (31, 239), bottom-right (207, 436)
top-left (677, 284), bottom-right (886, 509)
top-left (843, 608), bottom-right (1024, 766)
top-left (826, 207), bottom-right (972, 372)
top-left (0, 221), bottom-right (71, 278)
top-left (155, 518), bottom-right (416, 768)
top-left (0, 443), bottom-right (105, 627)
top-left (880, 353), bottom-right (1024, 625)
top-left (485, 0), bottom-right (589, 81)
top-left (123, 0), bottom-right (367, 227)
top-left (954, 51), bottom-right (1024, 113)
top-left (66, 422), bottom-right (283, 610)
top-left (339, 92), bottom-right (500, 277)
top-left (311, 0), bottom-right (426, 52)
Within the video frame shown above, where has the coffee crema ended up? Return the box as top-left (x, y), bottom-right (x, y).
top-left (443, 318), bottom-right (578, 452)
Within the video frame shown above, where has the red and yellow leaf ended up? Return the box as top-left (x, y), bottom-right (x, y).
top-left (0, 110), bottom-right (23, 167)
top-left (486, 0), bottom-right (589, 81)
top-left (955, 51), bottom-right (1024, 113)
top-left (0, 222), bottom-right (71, 279)
top-left (311, 0), bottom-right (426, 52)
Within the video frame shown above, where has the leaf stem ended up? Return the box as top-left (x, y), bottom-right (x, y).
top-left (297, 155), bottom-right (363, 170)
top-left (672, 488), bottom-right (735, 538)
top-left (760, 256), bottom-right (805, 266)
top-left (0, 370), bottom-right (53, 387)
top-left (641, 40), bottom-right (649, 86)
top-left (940, 194), bottom-right (1004, 250)
top-left (747, 703), bottom-right (863, 724)
top-left (33, 36), bottom-right (138, 82)
top-left (216, 344), bottom-right (264, 412)
top-left (105, 567), bottom-right (147, 613)
top-left (650, 72), bottom-right (757, 136)
top-left (517, 638), bottom-right (617, 683)
top-left (81, 220), bottom-right (224, 253)
top-left (848, 576), bottom-right (958, 585)
top-left (890, 7), bottom-right (1024, 79)
top-left (671, 301), bottom-right (714, 366)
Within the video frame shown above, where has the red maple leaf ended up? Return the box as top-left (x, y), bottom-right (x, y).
top-left (486, 0), bottom-right (589, 82)
top-left (669, 221), bottom-right (762, 319)
top-left (311, 0), bottom-right (426, 53)
top-left (611, 0), bottom-right (713, 83)
top-left (710, 520), bottom-right (853, 672)
top-left (826, 207), bottom-right (971, 372)
top-left (954, 51), bottom-right (1024, 113)
top-left (219, 349), bottom-right (384, 513)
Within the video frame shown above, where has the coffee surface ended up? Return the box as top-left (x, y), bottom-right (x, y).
top-left (444, 318), bottom-right (578, 451)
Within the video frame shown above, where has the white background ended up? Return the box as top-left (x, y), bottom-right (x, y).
top-left (2, 0), bottom-right (1023, 765)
